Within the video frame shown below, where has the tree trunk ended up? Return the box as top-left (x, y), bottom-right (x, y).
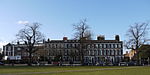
top-left (80, 41), bottom-right (84, 65)
top-left (28, 53), bottom-right (32, 66)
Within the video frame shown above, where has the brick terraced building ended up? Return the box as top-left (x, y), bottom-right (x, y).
top-left (45, 35), bottom-right (123, 65)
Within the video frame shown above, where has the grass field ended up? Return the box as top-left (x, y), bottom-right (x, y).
top-left (0, 66), bottom-right (149, 75)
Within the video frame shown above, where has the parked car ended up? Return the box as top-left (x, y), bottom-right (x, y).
top-left (52, 61), bottom-right (60, 66)
top-left (127, 61), bottom-right (137, 66)
top-left (112, 63), bottom-right (119, 66)
top-left (96, 62), bottom-right (106, 66)
top-left (0, 62), bottom-right (4, 65)
top-left (118, 62), bottom-right (128, 66)
top-left (32, 61), bottom-right (39, 65)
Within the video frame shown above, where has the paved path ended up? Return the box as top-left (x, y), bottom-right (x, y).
top-left (0, 66), bottom-right (145, 75)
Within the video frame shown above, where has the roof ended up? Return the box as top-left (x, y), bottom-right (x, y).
top-left (138, 45), bottom-right (150, 50)
top-left (45, 39), bottom-right (122, 43)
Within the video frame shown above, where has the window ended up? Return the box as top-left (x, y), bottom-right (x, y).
top-left (113, 44), bottom-right (115, 48)
top-left (50, 44), bottom-right (53, 48)
top-left (99, 44), bottom-right (102, 48)
top-left (95, 50), bottom-right (98, 55)
top-left (54, 44), bottom-right (56, 48)
top-left (70, 44), bottom-right (72, 48)
top-left (88, 45), bottom-right (90, 48)
top-left (114, 50), bottom-right (116, 55)
top-left (98, 44), bottom-right (100, 48)
top-left (94, 50), bottom-right (96, 55)
top-left (61, 44), bottom-right (63, 48)
top-left (121, 49), bottom-right (123, 55)
top-left (109, 44), bottom-right (111, 48)
top-left (101, 50), bottom-right (103, 55)
top-left (115, 50), bottom-right (118, 55)
top-left (68, 44), bottom-right (70, 48)
top-left (72, 44), bottom-right (74, 48)
top-left (78, 44), bottom-right (80, 47)
top-left (91, 50), bottom-right (94, 55)
top-left (110, 50), bottom-right (112, 55)
top-left (105, 44), bottom-right (108, 48)
top-left (17, 48), bottom-right (21, 50)
top-left (47, 44), bottom-right (49, 48)
top-left (99, 49), bottom-right (102, 55)
top-left (67, 44), bottom-right (69, 48)
top-left (52, 44), bottom-right (54, 48)
top-left (59, 50), bottom-right (61, 55)
top-left (94, 44), bottom-right (96, 48)
top-left (117, 44), bottom-right (119, 48)
top-left (117, 50), bottom-right (119, 55)
top-left (59, 44), bottom-right (61, 48)
top-left (74, 44), bottom-right (77, 48)
top-left (65, 50), bottom-right (67, 55)
top-left (104, 44), bottom-right (106, 48)
top-left (104, 49), bottom-right (106, 55)
top-left (98, 50), bottom-right (100, 55)
top-left (96, 44), bottom-right (98, 48)
top-left (121, 44), bottom-right (123, 48)
top-left (88, 50), bottom-right (90, 55)
top-left (107, 50), bottom-right (110, 55)
top-left (111, 44), bottom-right (113, 48)
top-left (89, 50), bottom-right (91, 55)
top-left (64, 44), bottom-right (67, 48)
top-left (119, 50), bottom-right (121, 55)
top-left (115, 44), bottom-right (117, 48)
top-left (102, 44), bottom-right (104, 48)
top-left (58, 44), bottom-right (61, 48)
top-left (111, 50), bottom-right (114, 55)
top-left (119, 44), bottom-right (122, 48)
top-left (86, 50), bottom-right (88, 55)
top-left (8, 46), bottom-right (11, 51)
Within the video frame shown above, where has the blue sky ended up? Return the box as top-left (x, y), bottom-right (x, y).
top-left (0, 0), bottom-right (150, 48)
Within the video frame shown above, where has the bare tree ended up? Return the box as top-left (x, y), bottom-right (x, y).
top-left (125, 22), bottom-right (149, 50)
top-left (16, 22), bottom-right (44, 66)
top-left (73, 19), bottom-right (93, 40)
top-left (125, 22), bottom-right (149, 65)
top-left (73, 19), bottom-right (93, 65)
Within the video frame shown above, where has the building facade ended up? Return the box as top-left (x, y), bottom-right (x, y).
top-left (3, 43), bottom-right (46, 63)
top-left (3, 43), bottom-right (21, 60)
top-left (45, 35), bottom-right (123, 65)
top-left (124, 50), bottom-right (137, 60)
top-left (3, 35), bottom-right (123, 65)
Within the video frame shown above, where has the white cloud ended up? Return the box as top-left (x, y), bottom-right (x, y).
top-left (17, 20), bottom-right (29, 25)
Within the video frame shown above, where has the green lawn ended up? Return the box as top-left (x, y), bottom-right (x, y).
top-left (0, 66), bottom-right (149, 75)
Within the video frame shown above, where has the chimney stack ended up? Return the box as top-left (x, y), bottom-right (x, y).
top-left (115, 35), bottom-right (120, 41)
top-left (17, 41), bottom-right (20, 45)
top-left (47, 38), bottom-right (50, 42)
top-left (97, 35), bottom-right (105, 40)
top-left (63, 37), bottom-right (68, 40)
top-left (126, 51), bottom-right (128, 54)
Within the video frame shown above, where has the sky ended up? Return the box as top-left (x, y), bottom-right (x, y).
top-left (0, 0), bottom-right (150, 50)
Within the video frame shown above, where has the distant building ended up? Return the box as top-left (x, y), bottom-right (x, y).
top-left (3, 35), bottom-right (123, 65)
top-left (45, 35), bottom-right (123, 64)
top-left (124, 50), bottom-right (137, 60)
top-left (138, 45), bottom-right (150, 58)
top-left (0, 48), bottom-right (2, 54)
top-left (3, 43), bottom-right (46, 62)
